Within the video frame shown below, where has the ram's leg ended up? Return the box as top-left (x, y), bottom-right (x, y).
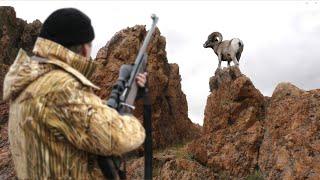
top-left (232, 57), bottom-right (239, 67)
top-left (228, 61), bottom-right (231, 67)
top-left (218, 54), bottom-right (222, 69)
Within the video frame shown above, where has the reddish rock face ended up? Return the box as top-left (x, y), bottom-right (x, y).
top-left (0, 64), bottom-right (9, 126)
top-left (91, 25), bottom-right (200, 148)
top-left (0, 121), bottom-right (14, 180)
top-left (0, 6), bottom-right (41, 65)
top-left (259, 83), bottom-right (320, 179)
top-left (0, 64), bottom-right (9, 101)
top-left (188, 67), bottom-right (266, 178)
top-left (0, 64), bottom-right (13, 180)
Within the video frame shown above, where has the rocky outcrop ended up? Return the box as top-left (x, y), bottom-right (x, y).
top-left (187, 67), bottom-right (265, 178)
top-left (0, 6), bottom-right (41, 65)
top-left (91, 25), bottom-right (200, 149)
top-left (259, 83), bottom-right (320, 179)
top-left (0, 121), bottom-right (14, 180)
top-left (0, 64), bottom-right (9, 101)
top-left (188, 67), bottom-right (320, 179)
top-left (0, 64), bottom-right (9, 127)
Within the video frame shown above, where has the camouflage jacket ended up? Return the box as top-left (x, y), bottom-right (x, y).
top-left (3, 37), bottom-right (145, 179)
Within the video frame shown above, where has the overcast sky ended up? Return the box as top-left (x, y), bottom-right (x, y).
top-left (3, 1), bottom-right (320, 125)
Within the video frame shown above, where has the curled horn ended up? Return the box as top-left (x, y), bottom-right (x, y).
top-left (211, 32), bottom-right (223, 42)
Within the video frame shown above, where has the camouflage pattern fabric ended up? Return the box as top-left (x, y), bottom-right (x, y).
top-left (3, 37), bottom-right (145, 179)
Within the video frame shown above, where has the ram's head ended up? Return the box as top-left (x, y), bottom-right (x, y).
top-left (203, 31), bottom-right (223, 48)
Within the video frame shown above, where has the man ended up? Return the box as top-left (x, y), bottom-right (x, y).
top-left (3, 8), bottom-right (147, 179)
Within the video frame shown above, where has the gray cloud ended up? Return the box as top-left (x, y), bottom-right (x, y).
top-left (242, 10), bottom-right (320, 97)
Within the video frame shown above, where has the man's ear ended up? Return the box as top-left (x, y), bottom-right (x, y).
top-left (81, 44), bottom-right (87, 57)
top-left (81, 43), bottom-right (92, 58)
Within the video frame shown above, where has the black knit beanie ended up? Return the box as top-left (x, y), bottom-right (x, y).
top-left (39, 8), bottom-right (95, 47)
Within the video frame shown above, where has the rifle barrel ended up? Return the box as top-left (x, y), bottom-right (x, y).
top-left (127, 14), bottom-right (159, 88)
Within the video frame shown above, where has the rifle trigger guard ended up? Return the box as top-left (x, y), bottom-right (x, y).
top-left (120, 103), bottom-right (136, 110)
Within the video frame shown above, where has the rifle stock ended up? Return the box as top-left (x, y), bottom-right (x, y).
top-left (119, 54), bottom-right (147, 113)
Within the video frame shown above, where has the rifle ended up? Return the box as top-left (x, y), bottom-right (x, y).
top-left (98, 14), bottom-right (158, 180)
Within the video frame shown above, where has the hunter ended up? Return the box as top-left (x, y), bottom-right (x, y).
top-left (3, 8), bottom-right (146, 179)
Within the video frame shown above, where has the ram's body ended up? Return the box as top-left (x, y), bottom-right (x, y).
top-left (203, 32), bottom-right (244, 68)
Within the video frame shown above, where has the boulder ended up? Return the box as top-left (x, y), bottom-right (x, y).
top-left (259, 83), bottom-right (320, 179)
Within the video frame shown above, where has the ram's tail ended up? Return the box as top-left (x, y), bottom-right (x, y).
top-left (231, 38), bottom-right (244, 62)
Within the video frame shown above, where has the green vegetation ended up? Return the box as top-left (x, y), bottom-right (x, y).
top-left (246, 170), bottom-right (264, 180)
top-left (217, 171), bottom-right (231, 180)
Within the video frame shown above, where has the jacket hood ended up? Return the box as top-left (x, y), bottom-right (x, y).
top-left (3, 37), bottom-right (100, 101)
top-left (3, 49), bottom-right (53, 101)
